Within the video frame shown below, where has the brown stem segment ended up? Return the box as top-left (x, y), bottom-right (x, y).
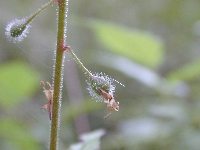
top-left (50, 0), bottom-right (67, 149)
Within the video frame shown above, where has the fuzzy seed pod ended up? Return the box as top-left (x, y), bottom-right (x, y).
top-left (5, 18), bottom-right (30, 43)
top-left (86, 73), bottom-right (116, 102)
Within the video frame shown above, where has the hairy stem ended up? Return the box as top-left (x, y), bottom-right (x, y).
top-left (26, 0), bottom-right (55, 25)
top-left (68, 49), bottom-right (93, 79)
top-left (50, 0), bottom-right (68, 149)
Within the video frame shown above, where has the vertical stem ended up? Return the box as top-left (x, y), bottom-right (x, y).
top-left (50, 0), bottom-right (68, 150)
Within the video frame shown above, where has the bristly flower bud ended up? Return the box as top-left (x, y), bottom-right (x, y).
top-left (5, 18), bottom-right (30, 43)
top-left (5, 0), bottom-right (56, 43)
top-left (66, 47), bottom-right (124, 118)
top-left (86, 73), bottom-right (116, 102)
top-left (66, 47), bottom-right (124, 101)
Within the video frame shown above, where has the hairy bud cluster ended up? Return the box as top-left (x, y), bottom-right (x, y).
top-left (86, 73), bottom-right (116, 102)
top-left (5, 0), bottom-right (56, 43)
top-left (5, 18), bottom-right (30, 43)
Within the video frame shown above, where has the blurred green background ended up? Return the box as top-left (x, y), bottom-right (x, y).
top-left (1, 0), bottom-right (200, 149)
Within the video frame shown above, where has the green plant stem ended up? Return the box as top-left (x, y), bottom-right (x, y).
top-left (68, 49), bottom-right (93, 79)
top-left (50, 1), bottom-right (67, 150)
top-left (26, 0), bottom-right (55, 25)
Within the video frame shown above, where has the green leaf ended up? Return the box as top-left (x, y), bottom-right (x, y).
top-left (0, 60), bottom-right (38, 108)
top-left (89, 20), bottom-right (164, 68)
top-left (167, 59), bottom-right (200, 81)
top-left (0, 119), bottom-right (40, 150)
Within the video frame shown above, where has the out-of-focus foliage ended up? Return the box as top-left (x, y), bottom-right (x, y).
top-left (88, 20), bottom-right (164, 68)
top-left (0, 119), bottom-right (40, 150)
top-left (68, 129), bottom-right (105, 150)
top-left (0, 60), bottom-right (38, 108)
top-left (1, 0), bottom-right (200, 150)
top-left (167, 59), bottom-right (200, 82)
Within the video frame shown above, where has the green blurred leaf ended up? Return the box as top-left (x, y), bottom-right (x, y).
top-left (89, 20), bottom-right (164, 68)
top-left (167, 59), bottom-right (200, 81)
top-left (0, 60), bottom-right (38, 108)
top-left (0, 119), bottom-right (40, 150)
